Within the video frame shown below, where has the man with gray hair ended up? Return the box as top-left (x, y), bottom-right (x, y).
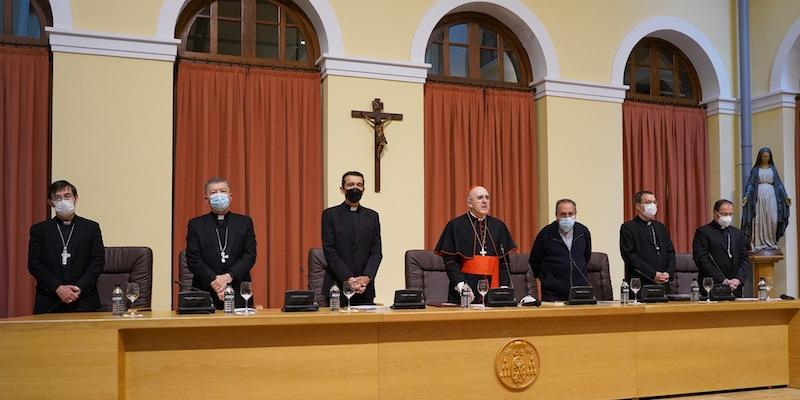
top-left (186, 177), bottom-right (257, 309)
top-left (435, 186), bottom-right (517, 304)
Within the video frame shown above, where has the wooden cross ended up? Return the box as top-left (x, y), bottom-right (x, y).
top-left (351, 98), bottom-right (403, 192)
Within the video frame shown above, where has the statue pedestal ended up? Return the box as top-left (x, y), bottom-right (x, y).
top-left (748, 249), bottom-right (783, 298)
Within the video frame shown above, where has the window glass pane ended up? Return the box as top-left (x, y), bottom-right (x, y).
top-left (425, 42), bottom-right (443, 75)
top-left (658, 48), bottom-right (673, 68)
top-left (449, 45), bottom-right (468, 77)
top-left (218, 19), bottom-right (241, 56)
top-left (286, 14), bottom-right (296, 25)
top-left (503, 51), bottom-right (520, 83)
top-left (199, 6), bottom-right (210, 16)
top-left (448, 24), bottom-right (467, 44)
top-left (431, 29), bottom-right (443, 43)
top-left (659, 68), bottom-right (674, 97)
top-left (11, 0), bottom-right (40, 38)
top-left (623, 64), bottom-right (630, 86)
top-left (634, 66), bottom-right (650, 94)
top-left (285, 26), bottom-right (307, 61)
top-left (634, 46), bottom-right (650, 65)
top-left (255, 23), bottom-right (278, 58)
top-left (0, 2), bottom-right (3, 34)
top-left (480, 49), bottom-right (498, 80)
top-left (679, 70), bottom-right (693, 99)
top-left (218, 0), bottom-right (241, 19)
top-left (256, 0), bottom-right (278, 22)
top-left (480, 26), bottom-right (497, 47)
top-left (187, 17), bottom-right (211, 53)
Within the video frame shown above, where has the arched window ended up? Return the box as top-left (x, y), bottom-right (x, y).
top-left (0, 0), bottom-right (51, 46)
top-left (176, 0), bottom-right (319, 70)
top-left (425, 13), bottom-right (531, 89)
top-left (624, 38), bottom-right (701, 106)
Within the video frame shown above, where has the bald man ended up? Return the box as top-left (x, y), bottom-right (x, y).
top-left (434, 186), bottom-right (517, 304)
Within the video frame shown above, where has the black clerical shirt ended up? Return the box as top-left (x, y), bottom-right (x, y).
top-left (619, 216), bottom-right (675, 285)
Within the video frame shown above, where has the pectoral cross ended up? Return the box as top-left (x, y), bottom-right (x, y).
top-left (221, 251), bottom-right (229, 264)
top-left (479, 248), bottom-right (487, 256)
top-left (351, 98), bottom-right (403, 192)
top-left (61, 248), bottom-right (71, 266)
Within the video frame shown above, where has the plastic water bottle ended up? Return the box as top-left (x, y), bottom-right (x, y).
top-left (111, 284), bottom-right (125, 317)
top-left (330, 283), bottom-right (341, 312)
top-left (690, 279), bottom-right (700, 303)
top-left (620, 280), bottom-right (630, 304)
top-left (224, 284), bottom-right (235, 314)
top-left (758, 277), bottom-right (768, 301)
top-left (460, 284), bottom-right (471, 308)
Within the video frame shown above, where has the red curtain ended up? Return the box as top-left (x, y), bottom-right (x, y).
top-left (173, 62), bottom-right (322, 308)
top-left (0, 46), bottom-right (50, 317)
top-left (622, 101), bottom-right (708, 253)
top-left (424, 83), bottom-right (537, 251)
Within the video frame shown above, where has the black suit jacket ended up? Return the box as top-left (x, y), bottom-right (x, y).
top-left (620, 216), bottom-right (676, 286)
top-left (186, 212), bottom-right (256, 308)
top-left (529, 221), bottom-right (592, 301)
top-left (692, 221), bottom-right (749, 296)
top-left (321, 203), bottom-right (382, 305)
top-left (28, 216), bottom-right (105, 314)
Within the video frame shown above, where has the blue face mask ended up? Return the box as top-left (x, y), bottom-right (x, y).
top-left (209, 193), bottom-right (230, 212)
top-left (558, 216), bottom-right (576, 232)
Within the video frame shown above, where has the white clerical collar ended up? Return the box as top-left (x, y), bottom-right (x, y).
top-left (468, 211), bottom-right (486, 221)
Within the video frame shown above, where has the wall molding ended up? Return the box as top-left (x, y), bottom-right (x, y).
top-left (318, 54), bottom-right (430, 84)
top-left (532, 78), bottom-right (627, 103)
top-left (702, 96), bottom-right (739, 116)
top-left (47, 28), bottom-right (179, 61)
top-left (752, 90), bottom-right (799, 114)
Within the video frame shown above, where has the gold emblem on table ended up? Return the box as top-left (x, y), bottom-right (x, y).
top-left (495, 339), bottom-right (539, 390)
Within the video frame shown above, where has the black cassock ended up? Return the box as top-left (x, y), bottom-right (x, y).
top-left (619, 216), bottom-right (676, 290)
top-left (692, 221), bottom-right (749, 297)
top-left (321, 203), bottom-right (382, 305)
top-left (186, 212), bottom-right (256, 309)
top-left (28, 216), bottom-right (105, 314)
top-left (435, 213), bottom-right (517, 304)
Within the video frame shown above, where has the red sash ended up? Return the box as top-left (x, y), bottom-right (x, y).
top-left (461, 256), bottom-right (500, 288)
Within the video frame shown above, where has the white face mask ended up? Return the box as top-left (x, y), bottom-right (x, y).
top-left (54, 199), bottom-right (75, 217)
top-left (642, 203), bottom-right (657, 218)
top-left (558, 216), bottom-right (576, 232)
top-left (717, 215), bottom-right (733, 229)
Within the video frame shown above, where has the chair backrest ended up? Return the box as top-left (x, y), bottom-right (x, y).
top-left (178, 250), bottom-right (194, 292)
top-left (586, 252), bottom-right (613, 301)
top-left (671, 253), bottom-right (699, 294)
top-left (97, 246), bottom-right (153, 311)
top-left (307, 248), bottom-right (328, 306)
top-left (404, 250), bottom-right (538, 304)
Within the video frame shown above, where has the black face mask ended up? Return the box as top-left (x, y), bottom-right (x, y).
top-left (345, 188), bottom-right (363, 203)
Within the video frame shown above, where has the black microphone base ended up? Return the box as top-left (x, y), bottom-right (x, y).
top-left (566, 286), bottom-right (598, 305)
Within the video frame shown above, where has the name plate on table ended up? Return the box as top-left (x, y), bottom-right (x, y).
top-left (177, 291), bottom-right (216, 314)
top-left (709, 283), bottom-right (736, 301)
top-left (566, 286), bottom-right (597, 305)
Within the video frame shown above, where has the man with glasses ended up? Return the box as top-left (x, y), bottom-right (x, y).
top-left (619, 190), bottom-right (676, 294)
top-left (28, 180), bottom-right (105, 314)
top-left (692, 199), bottom-right (749, 298)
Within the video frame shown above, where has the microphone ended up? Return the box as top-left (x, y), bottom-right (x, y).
top-left (173, 280), bottom-right (211, 293)
top-left (499, 244), bottom-right (515, 293)
top-left (566, 234), bottom-right (597, 305)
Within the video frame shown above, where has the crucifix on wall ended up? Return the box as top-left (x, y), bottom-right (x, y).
top-left (351, 98), bottom-right (403, 192)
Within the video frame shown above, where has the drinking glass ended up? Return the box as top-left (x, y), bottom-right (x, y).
top-left (343, 280), bottom-right (356, 312)
top-left (125, 282), bottom-right (142, 318)
top-left (702, 277), bottom-right (714, 303)
top-left (477, 279), bottom-right (489, 308)
top-left (239, 281), bottom-right (255, 315)
top-left (764, 277), bottom-right (774, 300)
top-left (630, 278), bottom-right (641, 304)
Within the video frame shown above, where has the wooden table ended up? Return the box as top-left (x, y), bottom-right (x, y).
top-left (1, 301), bottom-right (798, 400)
